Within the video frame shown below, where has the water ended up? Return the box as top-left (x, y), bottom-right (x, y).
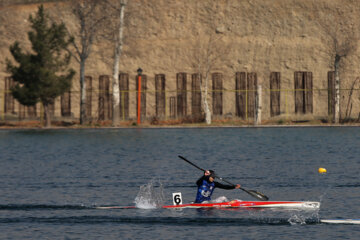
top-left (0, 127), bottom-right (359, 239)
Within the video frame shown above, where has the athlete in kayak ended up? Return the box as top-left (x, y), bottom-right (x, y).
top-left (195, 170), bottom-right (241, 203)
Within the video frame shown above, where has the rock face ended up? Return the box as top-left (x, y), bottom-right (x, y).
top-left (1, 0), bottom-right (360, 122)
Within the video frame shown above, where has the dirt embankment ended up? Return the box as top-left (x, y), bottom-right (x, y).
top-left (1, 0), bottom-right (360, 121)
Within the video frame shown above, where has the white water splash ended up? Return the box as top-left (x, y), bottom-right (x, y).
top-left (288, 210), bottom-right (320, 225)
top-left (134, 179), bottom-right (165, 209)
top-left (288, 214), bottom-right (307, 225)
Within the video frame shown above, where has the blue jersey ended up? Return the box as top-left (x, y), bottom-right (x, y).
top-left (195, 178), bottom-right (215, 203)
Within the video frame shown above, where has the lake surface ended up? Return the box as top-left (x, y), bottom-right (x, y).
top-left (0, 127), bottom-right (359, 239)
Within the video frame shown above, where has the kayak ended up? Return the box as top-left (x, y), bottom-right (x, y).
top-left (162, 200), bottom-right (320, 210)
top-left (96, 200), bottom-right (320, 210)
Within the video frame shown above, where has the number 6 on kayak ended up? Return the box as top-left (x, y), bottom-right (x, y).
top-left (172, 192), bottom-right (183, 205)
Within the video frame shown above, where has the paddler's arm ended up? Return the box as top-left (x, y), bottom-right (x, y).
top-left (214, 182), bottom-right (241, 190)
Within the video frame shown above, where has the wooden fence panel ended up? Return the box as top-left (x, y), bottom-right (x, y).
top-left (27, 105), bottom-right (37, 118)
top-left (98, 75), bottom-right (112, 120)
top-left (328, 71), bottom-right (335, 116)
top-left (212, 73), bottom-right (223, 115)
top-left (18, 104), bottom-right (25, 120)
top-left (294, 71), bottom-right (304, 114)
top-left (18, 105), bottom-right (37, 119)
top-left (235, 72), bottom-right (246, 118)
top-left (169, 96), bottom-right (176, 119)
top-left (295, 71), bottom-right (313, 114)
top-left (61, 91), bottom-right (71, 117)
top-left (304, 72), bottom-right (313, 113)
top-left (270, 72), bottom-right (281, 116)
top-left (176, 73), bottom-right (187, 118)
top-left (119, 73), bottom-right (129, 120)
top-left (155, 74), bottom-right (166, 118)
top-left (85, 76), bottom-right (92, 119)
top-left (191, 73), bottom-right (202, 119)
top-left (247, 72), bottom-right (257, 118)
top-left (4, 77), bottom-right (15, 114)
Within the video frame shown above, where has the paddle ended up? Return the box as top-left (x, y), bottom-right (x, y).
top-left (178, 155), bottom-right (269, 201)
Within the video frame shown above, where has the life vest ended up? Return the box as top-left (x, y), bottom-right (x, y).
top-left (195, 179), bottom-right (215, 203)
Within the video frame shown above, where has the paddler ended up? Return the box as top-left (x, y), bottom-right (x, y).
top-left (195, 170), bottom-right (241, 203)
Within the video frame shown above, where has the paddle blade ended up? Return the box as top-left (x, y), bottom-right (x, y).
top-left (241, 188), bottom-right (269, 201)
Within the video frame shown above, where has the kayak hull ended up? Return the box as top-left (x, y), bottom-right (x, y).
top-left (162, 200), bottom-right (320, 210)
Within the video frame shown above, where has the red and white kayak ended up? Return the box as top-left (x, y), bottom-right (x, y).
top-left (96, 200), bottom-right (320, 210)
top-left (162, 200), bottom-right (320, 210)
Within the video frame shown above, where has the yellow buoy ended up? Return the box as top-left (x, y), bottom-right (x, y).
top-left (318, 167), bottom-right (327, 174)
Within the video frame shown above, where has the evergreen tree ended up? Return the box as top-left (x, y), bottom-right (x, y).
top-left (6, 5), bottom-right (75, 127)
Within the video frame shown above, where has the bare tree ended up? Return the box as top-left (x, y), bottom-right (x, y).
top-left (189, 2), bottom-right (229, 125)
top-left (105, 0), bottom-right (127, 126)
top-left (192, 38), bottom-right (210, 125)
top-left (68, 0), bottom-right (108, 124)
top-left (315, 7), bottom-right (358, 123)
top-left (190, 34), bottom-right (228, 124)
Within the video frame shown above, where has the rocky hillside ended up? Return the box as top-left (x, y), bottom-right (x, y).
top-left (1, 0), bottom-right (360, 120)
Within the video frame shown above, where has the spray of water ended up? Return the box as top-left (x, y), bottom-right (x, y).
top-left (288, 214), bottom-right (307, 225)
top-left (134, 179), bottom-right (165, 209)
top-left (287, 209), bottom-right (320, 225)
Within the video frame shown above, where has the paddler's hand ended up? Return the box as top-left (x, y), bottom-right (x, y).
top-left (234, 184), bottom-right (241, 189)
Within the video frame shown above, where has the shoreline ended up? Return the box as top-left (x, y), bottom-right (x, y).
top-left (1, 123), bottom-right (360, 130)
top-left (1, 117), bottom-right (360, 129)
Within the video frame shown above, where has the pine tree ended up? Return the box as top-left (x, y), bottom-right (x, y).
top-left (6, 5), bottom-right (75, 127)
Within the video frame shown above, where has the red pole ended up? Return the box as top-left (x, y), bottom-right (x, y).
top-left (137, 74), bottom-right (142, 125)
